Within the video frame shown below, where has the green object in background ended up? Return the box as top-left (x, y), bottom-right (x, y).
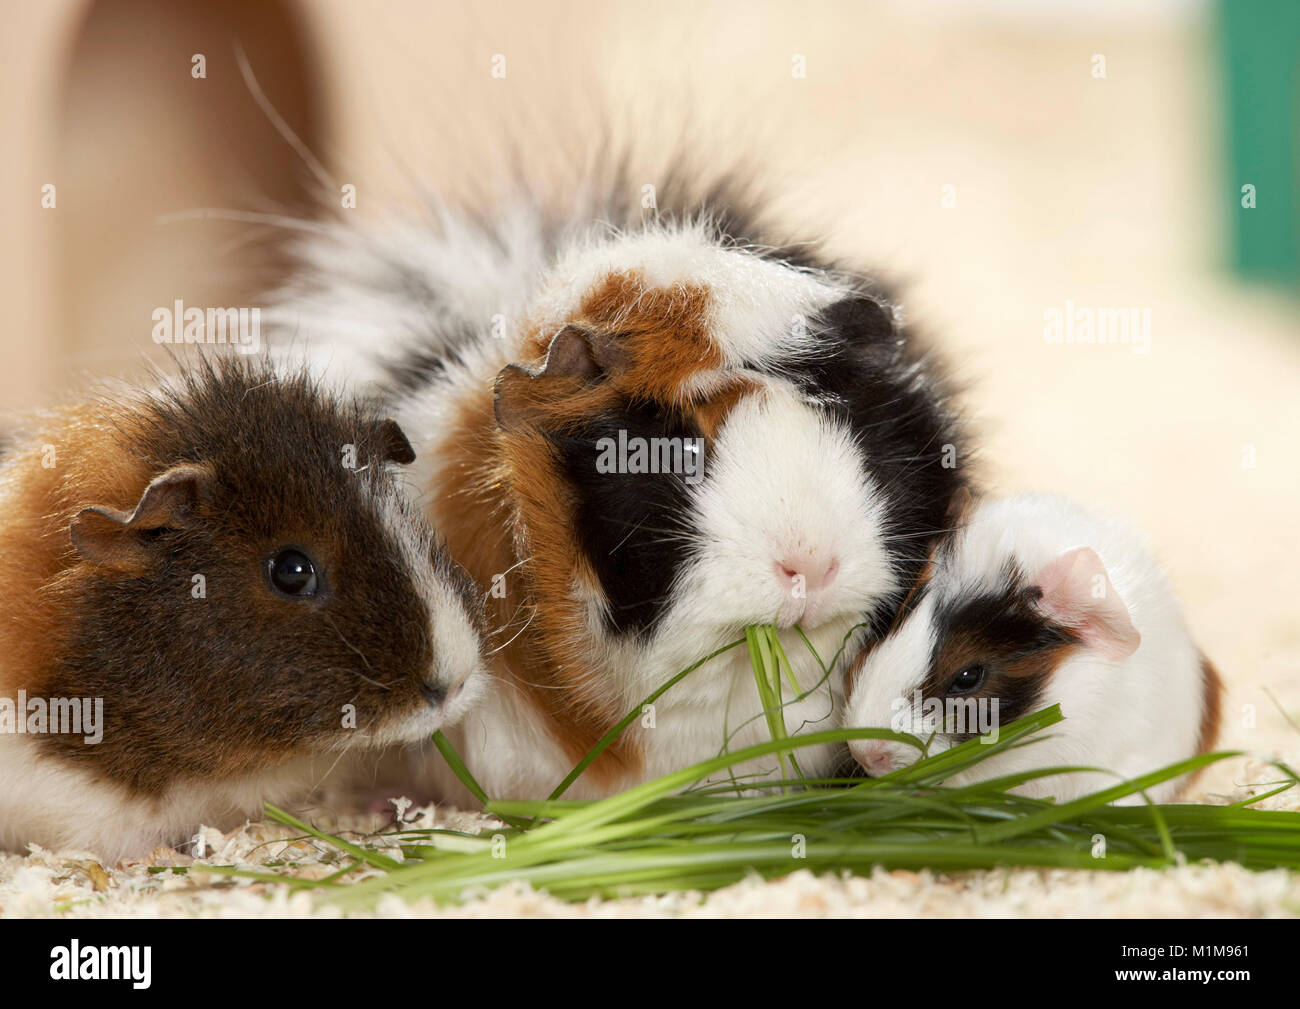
top-left (1219, 0), bottom-right (1300, 285)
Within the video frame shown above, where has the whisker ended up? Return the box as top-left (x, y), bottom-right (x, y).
top-left (234, 42), bottom-right (336, 194)
top-left (485, 607), bottom-right (538, 656)
top-left (324, 666), bottom-right (392, 691)
top-left (323, 616), bottom-right (389, 690)
top-left (154, 207), bottom-right (332, 233)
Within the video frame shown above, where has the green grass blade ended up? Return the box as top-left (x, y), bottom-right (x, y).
top-left (263, 803), bottom-right (403, 871)
top-left (432, 730), bottom-right (490, 805)
top-left (547, 638), bottom-right (745, 800)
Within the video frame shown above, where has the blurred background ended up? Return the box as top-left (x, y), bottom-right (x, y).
top-left (2, 0), bottom-right (1298, 783)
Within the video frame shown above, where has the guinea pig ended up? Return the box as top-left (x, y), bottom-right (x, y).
top-left (268, 171), bottom-right (969, 800)
top-left (842, 493), bottom-right (1222, 804)
top-left (0, 358), bottom-right (486, 861)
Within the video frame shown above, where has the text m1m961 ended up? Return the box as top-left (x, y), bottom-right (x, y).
top-left (1121, 946), bottom-right (1247, 959)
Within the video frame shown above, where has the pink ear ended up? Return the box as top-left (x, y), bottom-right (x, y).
top-left (1032, 547), bottom-right (1141, 662)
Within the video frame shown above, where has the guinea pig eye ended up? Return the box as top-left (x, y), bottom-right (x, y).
top-left (267, 548), bottom-right (319, 598)
top-left (947, 663), bottom-right (986, 695)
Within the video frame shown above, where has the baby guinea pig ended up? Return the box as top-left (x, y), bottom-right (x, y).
top-left (0, 358), bottom-right (485, 861)
top-left (842, 493), bottom-right (1222, 804)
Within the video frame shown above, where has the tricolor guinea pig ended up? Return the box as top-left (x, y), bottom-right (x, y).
top-left (842, 493), bottom-right (1222, 804)
top-left (0, 358), bottom-right (485, 860)
top-left (269, 170), bottom-right (969, 800)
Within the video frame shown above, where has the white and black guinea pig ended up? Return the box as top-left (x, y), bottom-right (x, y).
top-left (269, 168), bottom-right (969, 799)
top-left (843, 493), bottom-right (1222, 804)
top-left (0, 357), bottom-right (486, 860)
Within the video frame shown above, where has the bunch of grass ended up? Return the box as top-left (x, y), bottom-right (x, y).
top-left (186, 627), bottom-right (1300, 908)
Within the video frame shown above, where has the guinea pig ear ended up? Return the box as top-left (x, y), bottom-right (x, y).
top-left (493, 364), bottom-right (543, 430)
top-left (538, 325), bottom-right (603, 380)
top-left (370, 418), bottom-right (416, 465)
top-left (821, 294), bottom-right (896, 345)
top-left (70, 463), bottom-right (213, 572)
top-left (493, 325), bottom-right (603, 430)
top-left (1030, 547), bottom-right (1141, 662)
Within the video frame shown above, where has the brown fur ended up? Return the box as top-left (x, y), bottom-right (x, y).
top-left (2, 362), bottom-right (462, 795)
top-left (1195, 654), bottom-right (1224, 755)
top-left (913, 580), bottom-right (1080, 734)
top-left (842, 644), bottom-right (872, 705)
top-left (0, 403), bottom-right (152, 695)
top-left (428, 270), bottom-right (753, 787)
top-left (555, 270), bottom-right (721, 402)
top-left (691, 377), bottom-right (762, 440)
top-left (494, 366), bottom-right (622, 431)
top-left (923, 633), bottom-right (1077, 697)
top-left (582, 271), bottom-right (718, 400)
top-left (1172, 653), bottom-right (1225, 797)
top-left (431, 385), bottom-right (641, 785)
top-left (890, 557), bottom-right (937, 630)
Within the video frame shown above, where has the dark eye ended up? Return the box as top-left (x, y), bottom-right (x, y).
top-left (267, 549), bottom-right (319, 598)
top-left (947, 663), bottom-right (986, 695)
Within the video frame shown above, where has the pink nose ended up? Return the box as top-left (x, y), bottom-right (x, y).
top-left (849, 740), bottom-right (897, 777)
top-left (775, 556), bottom-right (839, 594)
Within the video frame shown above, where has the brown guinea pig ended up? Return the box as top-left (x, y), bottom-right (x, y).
top-left (0, 357), bottom-right (485, 861)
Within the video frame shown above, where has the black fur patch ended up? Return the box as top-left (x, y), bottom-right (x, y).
top-left (380, 325), bottom-right (480, 398)
top-left (786, 292), bottom-right (970, 635)
top-left (634, 169), bottom-right (827, 271)
top-left (920, 568), bottom-right (1078, 739)
top-left (552, 400), bottom-right (702, 637)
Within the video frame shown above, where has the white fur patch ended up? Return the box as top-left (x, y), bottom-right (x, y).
top-left (681, 381), bottom-right (897, 632)
top-left (526, 221), bottom-right (850, 378)
top-left (266, 204), bottom-right (551, 391)
top-left (371, 478), bottom-right (486, 716)
top-left (0, 734), bottom-right (337, 862)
